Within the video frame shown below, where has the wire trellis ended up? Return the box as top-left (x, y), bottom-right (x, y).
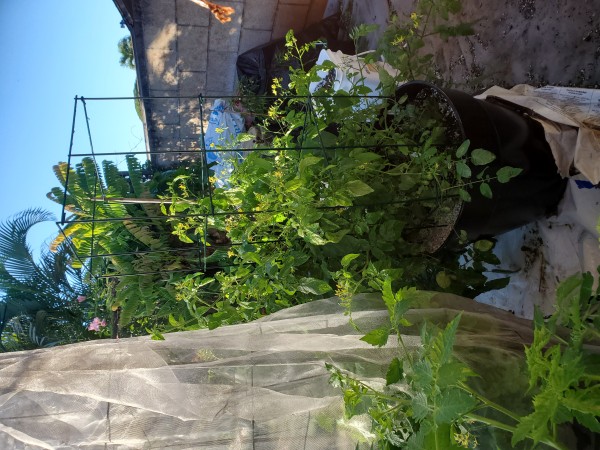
top-left (57, 91), bottom-right (444, 283)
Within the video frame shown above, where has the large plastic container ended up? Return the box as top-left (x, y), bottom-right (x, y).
top-left (394, 81), bottom-right (568, 244)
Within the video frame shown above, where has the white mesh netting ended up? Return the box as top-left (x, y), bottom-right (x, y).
top-left (0, 293), bottom-right (548, 449)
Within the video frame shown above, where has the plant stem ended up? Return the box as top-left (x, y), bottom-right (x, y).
top-left (466, 413), bottom-right (569, 450)
top-left (458, 382), bottom-right (520, 422)
top-left (397, 334), bottom-right (415, 369)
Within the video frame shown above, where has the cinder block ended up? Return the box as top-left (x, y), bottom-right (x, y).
top-left (238, 29), bottom-right (273, 53)
top-left (179, 111), bottom-right (201, 138)
top-left (208, 11), bottom-right (242, 53)
top-left (177, 25), bottom-right (210, 72)
top-left (149, 99), bottom-right (181, 126)
top-left (176, 0), bottom-right (210, 26)
top-left (148, 124), bottom-right (181, 139)
top-left (242, 0), bottom-right (277, 30)
top-left (141, 0), bottom-right (176, 25)
top-left (179, 98), bottom-right (204, 119)
top-left (206, 51), bottom-right (239, 93)
top-left (143, 23), bottom-right (178, 50)
top-left (181, 123), bottom-right (201, 141)
top-left (145, 48), bottom-right (179, 88)
top-left (272, 5), bottom-right (309, 40)
top-left (179, 71), bottom-right (207, 96)
top-left (148, 90), bottom-right (181, 97)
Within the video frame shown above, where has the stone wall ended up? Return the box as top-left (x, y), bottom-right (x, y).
top-left (115, 0), bottom-right (331, 167)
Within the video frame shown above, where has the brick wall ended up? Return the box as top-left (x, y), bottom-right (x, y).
top-left (118, 0), bottom-right (330, 167)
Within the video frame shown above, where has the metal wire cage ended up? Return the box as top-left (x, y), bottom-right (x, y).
top-left (56, 87), bottom-right (460, 294)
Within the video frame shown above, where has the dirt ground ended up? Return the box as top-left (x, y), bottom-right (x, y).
top-left (340, 0), bottom-right (600, 93)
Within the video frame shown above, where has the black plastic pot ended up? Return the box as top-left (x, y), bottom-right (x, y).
top-left (394, 81), bottom-right (567, 243)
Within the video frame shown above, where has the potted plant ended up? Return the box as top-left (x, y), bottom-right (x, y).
top-left (165, 32), bottom-right (566, 326)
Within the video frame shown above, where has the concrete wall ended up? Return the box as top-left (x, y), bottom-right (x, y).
top-left (118, 0), bottom-right (330, 167)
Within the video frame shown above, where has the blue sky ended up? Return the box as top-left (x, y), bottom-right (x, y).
top-left (0, 1), bottom-right (142, 256)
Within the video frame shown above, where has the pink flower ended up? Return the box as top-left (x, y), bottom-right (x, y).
top-left (77, 295), bottom-right (87, 303)
top-left (87, 317), bottom-right (107, 331)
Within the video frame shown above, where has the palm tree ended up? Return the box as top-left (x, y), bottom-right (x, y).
top-left (0, 208), bottom-right (88, 351)
top-left (118, 35), bottom-right (135, 69)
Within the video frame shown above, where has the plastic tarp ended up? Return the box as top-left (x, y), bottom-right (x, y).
top-left (203, 99), bottom-right (251, 187)
top-left (473, 86), bottom-right (600, 318)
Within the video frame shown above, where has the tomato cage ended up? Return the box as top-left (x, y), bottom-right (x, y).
top-left (56, 93), bottom-right (224, 282)
top-left (54, 93), bottom-right (258, 283)
top-left (59, 84), bottom-right (502, 309)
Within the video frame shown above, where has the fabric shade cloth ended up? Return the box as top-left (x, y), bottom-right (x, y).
top-left (0, 293), bottom-right (544, 449)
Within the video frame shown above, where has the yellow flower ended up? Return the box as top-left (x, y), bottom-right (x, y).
top-left (454, 433), bottom-right (470, 448)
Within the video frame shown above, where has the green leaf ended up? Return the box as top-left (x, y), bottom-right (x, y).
top-left (284, 178), bottom-right (303, 191)
top-left (479, 182), bottom-right (492, 198)
top-left (458, 189), bottom-right (471, 202)
top-left (236, 132), bottom-right (256, 143)
top-left (512, 411), bottom-right (550, 447)
top-left (437, 362), bottom-right (476, 388)
top-left (382, 277), bottom-right (395, 313)
top-left (436, 271), bottom-right (452, 289)
top-left (341, 253), bottom-right (360, 268)
top-left (434, 389), bottom-right (477, 424)
top-left (456, 161), bottom-right (471, 178)
top-left (474, 239), bottom-right (494, 252)
top-left (572, 411), bottom-right (600, 433)
top-left (325, 228), bottom-right (349, 243)
top-left (298, 277), bottom-right (332, 295)
top-left (483, 277), bottom-right (510, 291)
top-left (455, 139), bottom-right (470, 158)
top-left (332, 94), bottom-right (354, 109)
top-left (397, 174), bottom-right (418, 190)
top-left (353, 151), bottom-right (382, 163)
top-left (344, 180), bottom-right (374, 197)
top-left (360, 326), bottom-right (390, 347)
top-left (379, 219), bottom-right (403, 241)
top-left (470, 148), bottom-right (496, 166)
top-left (411, 391), bottom-right (429, 422)
top-left (299, 155), bottom-right (323, 174)
top-left (300, 227), bottom-right (328, 245)
top-left (149, 329), bottom-right (165, 340)
top-left (433, 315), bottom-right (462, 367)
top-left (168, 314), bottom-right (179, 327)
top-left (391, 287), bottom-right (431, 328)
top-left (241, 251), bottom-right (262, 264)
top-left (386, 357), bottom-right (403, 385)
top-left (496, 166), bottom-right (523, 183)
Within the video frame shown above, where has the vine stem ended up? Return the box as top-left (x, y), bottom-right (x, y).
top-left (397, 335), bottom-right (415, 369)
top-left (457, 382), bottom-right (521, 422)
top-left (354, 379), bottom-right (411, 405)
top-left (466, 413), bottom-right (569, 450)
top-left (441, 176), bottom-right (499, 192)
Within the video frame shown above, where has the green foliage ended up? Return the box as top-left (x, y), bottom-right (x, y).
top-left (0, 208), bottom-right (90, 351)
top-left (164, 27), bottom-right (521, 329)
top-left (329, 271), bottom-right (600, 449)
top-left (47, 156), bottom-right (202, 336)
top-left (376, 0), bottom-right (475, 84)
top-left (118, 35), bottom-right (135, 69)
top-left (512, 272), bottom-right (600, 447)
top-left (328, 314), bottom-right (479, 449)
